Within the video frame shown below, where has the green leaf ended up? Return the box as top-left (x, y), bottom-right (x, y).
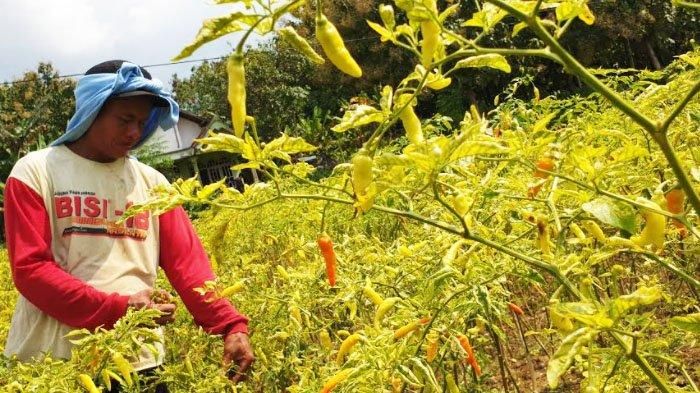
top-left (331, 105), bottom-right (386, 132)
top-left (439, 4), bottom-right (460, 23)
top-left (262, 133), bottom-right (317, 159)
top-left (582, 197), bottom-right (638, 233)
top-left (670, 313), bottom-right (700, 334)
top-left (608, 286), bottom-right (664, 320)
top-left (408, 358), bottom-right (441, 392)
top-left (556, 1), bottom-right (596, 25)
top-left (270, 0), bottom-right (305, 23)
top-left (376, 152), bottom-right (410, 167)
top-left (232, 161), bottom-right (261, 171)
top-left (173, 12), bottom-right (250, 60)
top-left (196, 178), bottom-right (226, 200)
top-left (610, 144), bottom-right (648, 162)
top-left (461, 4), bottom-right (507, 30)
top-left (281, 162), bottom-right (316, 178)
top-left (532, 112), bottom-right (556, 133)
top-left (367, 20), bottom-right (394, 42)
top-left (511, 22), bottom-right (528, 37)
top-left (197, 131), bottom-right (251, 156)
top-left (690, 166), bottom-right (700, 181)
top-left (454, 54), bottom-right (511, 73)
top-left (379, 85), bottom-right (394, 112)
top-left (556, 302), bottom-right (613, 328)
top-left (547, 328), bottom-right (597, 388)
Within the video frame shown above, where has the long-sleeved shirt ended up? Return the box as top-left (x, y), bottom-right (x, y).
top-left (3, 145), bottom-right (247, 370)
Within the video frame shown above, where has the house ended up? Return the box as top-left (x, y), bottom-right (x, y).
top-left (143, 110), bottom-right (258, 190)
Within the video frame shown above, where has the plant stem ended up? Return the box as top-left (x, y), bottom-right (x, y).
top-left (488, 0), bottom-right (700, 219)
top-left (652, 132), bottom-right (700, 218)
top-left (634, 251), bottom-right (700, 291)
top-left (674, 0), bottom-right (700, 9)
top-left (659, 79), bottom-right (700, 133)
top-left (469, 234), bottom-right (581, 298)
top-left (610, 332), bottom-right (673, 393)
top-left (487, 324), bottom-right (510, 392)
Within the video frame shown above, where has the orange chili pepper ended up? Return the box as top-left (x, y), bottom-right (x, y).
top-left (317, 233), bottom-right (337, 286)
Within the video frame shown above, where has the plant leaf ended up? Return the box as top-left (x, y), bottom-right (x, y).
top-left (547, 327), bottom-right (597, 388)
top-left (670, 313), bottom-right (700, 334)
top-left (608, 286), bottom-right (664, 320)
top-left (173, 12), bottom-right (250, 60)
top-left (455, 54), bottom-right (511, 73)
top-left (582, 197), bottom-right (638, 233)
top-left (332, 105), bottom-right (386, 132)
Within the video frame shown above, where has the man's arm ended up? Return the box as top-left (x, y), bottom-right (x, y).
top-left (158, 206), bottom-right (249, 336)
top-left (3, 177), bottom-right (130, 330)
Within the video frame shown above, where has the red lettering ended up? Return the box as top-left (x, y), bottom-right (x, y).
top-left (102, 199), bottom-right (108, 219)
top-left (73, 196), bottom-right (82, 217)
top-left (83, 196), bottom-right (101, 218)
top-left (123, 201), bottom-right (133, 227)
top-left (55, 196), bottom-right (72, 218)
top-left (134, 212), bottom-right (149, 230)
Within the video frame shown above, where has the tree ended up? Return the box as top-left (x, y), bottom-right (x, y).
top-left (173, 42), bottom-right (317, 142)
top-left (0, 63), bottom-right (75, 182)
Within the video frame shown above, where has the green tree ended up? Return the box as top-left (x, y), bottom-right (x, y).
top-left (173, 42), bottom-right (317, 141)
top-left (0, 63), bottom-right (75, 182)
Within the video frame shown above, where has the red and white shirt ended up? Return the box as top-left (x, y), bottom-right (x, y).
top-left (3, 145), bottom-right (248, 369)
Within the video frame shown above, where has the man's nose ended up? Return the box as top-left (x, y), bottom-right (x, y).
top-left (125, 121), bottom-right (142, 140)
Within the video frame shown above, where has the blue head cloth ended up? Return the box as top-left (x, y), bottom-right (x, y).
top-left (51, 62), bottom-right (179, 148)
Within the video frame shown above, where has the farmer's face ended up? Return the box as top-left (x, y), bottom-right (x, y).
top-left (80, 96), bottom-right (154, 162)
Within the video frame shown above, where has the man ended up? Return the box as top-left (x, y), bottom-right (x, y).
top-left (2, 60), bottom-right (254, 389)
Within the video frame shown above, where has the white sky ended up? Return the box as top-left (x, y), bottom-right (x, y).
top-left (0, 0), bottom-right (253, 90)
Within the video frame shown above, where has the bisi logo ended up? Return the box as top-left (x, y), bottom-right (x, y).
top-left (54, 195), bottom-right (149, 230)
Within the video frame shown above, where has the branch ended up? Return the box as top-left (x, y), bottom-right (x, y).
top-left (673, 0), bottom-right (700, 9)
top-left (484, 0), bottom-right (658, 133)
top-left (659, 79), bottom-right (700, 133)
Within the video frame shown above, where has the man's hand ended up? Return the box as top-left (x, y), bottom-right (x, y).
top-left (223, 332), bottom-right (254, 383)
top-left (127, 289), bottom-right (177, 326)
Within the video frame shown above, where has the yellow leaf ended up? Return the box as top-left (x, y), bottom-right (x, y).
top-left (366, 20), bottom-right (394, 42)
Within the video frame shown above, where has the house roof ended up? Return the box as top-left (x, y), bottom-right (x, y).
top-left (179, 110), bottom-right (210, 127)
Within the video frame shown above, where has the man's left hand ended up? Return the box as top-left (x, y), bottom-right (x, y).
top-left (223, 332), bottom-right (254, 383)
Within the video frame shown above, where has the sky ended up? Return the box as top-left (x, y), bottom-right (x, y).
top-left (0, 0), bottom-right (255, 90)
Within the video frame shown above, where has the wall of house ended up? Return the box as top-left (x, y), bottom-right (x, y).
top-left (147, 118), bottom-right (204, 160)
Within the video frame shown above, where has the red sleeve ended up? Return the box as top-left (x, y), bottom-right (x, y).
top-left (3, 177), bottom-right (129, 330)
top-left (159, 207), bottom-right (249, 336)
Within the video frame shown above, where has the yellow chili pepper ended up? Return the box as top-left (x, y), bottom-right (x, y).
top-left (374, 297), bottom-right (400, 328)
top-left (220, 280), bottom-right (246, 298)
top-left (279, 26), bottom-right (325, 64)
top-left (351, 153), bottom-right (373, 197)
top-left (421, 0), bottom-right (440, 67)
top-left (363, 281), bottom-right (384, 306)
top-left (396, 94), bottom-right (423, 144)
top-left (112, 352), bottom-right (133, 387)
top-left (631, 198), bottom-right (666, 251)
top-left (78, 374), bottom-right (100, 393)
top-left (582, 220), bottom-right (606, 243)
top-left (425, 330), bottom-right (439, 362)
top-left (316, 13), bottom-right (362, 78)
top-left (319, 329), bottom-right (333, 350)
top-left (393, 317), bottom-right (429, 340)
top-left (336, 334), bottom-right (362, 365)
top-left (320, 368), bottom-right (356, 393)
top-left (227, 53), bottom-right (246, 137)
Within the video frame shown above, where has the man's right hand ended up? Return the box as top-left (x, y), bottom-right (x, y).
top-left (127, 289), bottom-right (177, 326)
